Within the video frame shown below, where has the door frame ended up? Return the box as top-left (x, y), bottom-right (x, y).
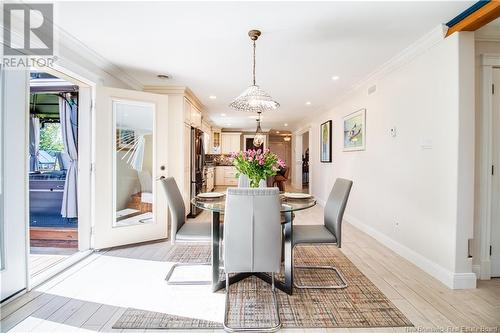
top-left (292, 126), bottom-right (311, 194)
top-left (476, 54), bottom-right (500, 280)
top-left (26, 64), bottom-right (95, 289)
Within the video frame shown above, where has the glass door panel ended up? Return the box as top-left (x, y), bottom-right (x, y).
top-left (113, 101), bottom-right (154, 227)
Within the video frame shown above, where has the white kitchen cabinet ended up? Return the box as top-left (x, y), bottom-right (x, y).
top-left (190, 104), bottom-right (202, 128)
top-left (215, 166), bottom-right (238, 186)
top-left (183, 97), bottom-right (191, 125)
top-left (221, 132), bottom-right (241, 154)
top-left (206, 167), bottom-right (215, 191)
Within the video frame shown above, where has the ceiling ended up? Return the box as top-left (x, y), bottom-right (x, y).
top-left (476, 17), bottom-right (500, 41)
top-left (53, 1), bottom-right (473, 131)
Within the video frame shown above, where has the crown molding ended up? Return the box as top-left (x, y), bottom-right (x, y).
top-left (144, 85), bottom-right (205, 111)
top-left (1, 3), bottom-right (143, 90)
top-left (327, 24), bottom-right (447, 111)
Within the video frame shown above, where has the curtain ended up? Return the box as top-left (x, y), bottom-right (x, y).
top-left (29, 116), bottom-right (39, 172)
top-left (59, 94), bottom-right (78, 218)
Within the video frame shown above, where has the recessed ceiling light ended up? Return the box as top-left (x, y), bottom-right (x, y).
top-left (221, 113), bottom-right (226, 116)
top-left (157, 74), bottom-right (170, 79)
top-left (284, 123), bottom-right (288, 127)
top-left (331, 75), bottom-right (340, 81)
top-left (226, 123), bottom-right (232, 126)
top-left (305, 101), bottom-right (311, 106)
top-left (209, 95), bottom-right (217, 99)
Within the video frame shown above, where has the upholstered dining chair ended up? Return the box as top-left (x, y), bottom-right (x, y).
top-left (161, 177), bottom-right (213, 285)
top-left (223, 188), bottom-right (282, 332)
top-left (292, 178), bottom-right (353, 289)
top-left (273, 167), bottom-right (290, 192)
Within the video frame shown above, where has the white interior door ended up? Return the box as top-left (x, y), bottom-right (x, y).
top-left (0, 67), bottom-right (29, 301)
top-left (93, 87), bottom-right (169, 249)
top-left (491, 68), bottom-right (500, 277)
top-left (292, 134), bottom-right (302, 189)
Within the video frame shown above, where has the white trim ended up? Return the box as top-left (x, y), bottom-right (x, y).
top-left (345, 214), bottom-right (476, 289)
top-left (328, 25), bottom-right (446, 110)
top-left (476, 54), bottom-right (500, 280)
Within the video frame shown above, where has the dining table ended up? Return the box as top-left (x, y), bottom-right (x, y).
top-left (191, 193), bottom-right (317, 295)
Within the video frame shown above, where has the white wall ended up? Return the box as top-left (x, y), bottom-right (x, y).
top-left (304, 30), bottom-right (476, 289)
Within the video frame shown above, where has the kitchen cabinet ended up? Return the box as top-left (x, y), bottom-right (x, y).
top-left (215, 166), bottom-right (238, 186)
top-left (183, 97), bottom-right (202, 128)
top-left (190, 104), bottom-right (202, 128)
top-left (206, 167), bottom-right (215, 191)
top-left (221, 132), bottom-right (241, 154)
top-left (211, 128), bottom-right (221, 154)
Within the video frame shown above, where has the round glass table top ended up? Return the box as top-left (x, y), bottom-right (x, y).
top-left (191, 193), bottom-right (317, 213)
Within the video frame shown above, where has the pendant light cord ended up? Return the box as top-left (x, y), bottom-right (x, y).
top-left (253, 40), bottom-right (256, 86)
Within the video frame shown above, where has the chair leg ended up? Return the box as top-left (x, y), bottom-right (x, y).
top-left (293, 265), bottom-right (348, 289)
top-left (165, 263), bottom-right (212, 285)
top-left (223, 272), bottom-right (281, 332)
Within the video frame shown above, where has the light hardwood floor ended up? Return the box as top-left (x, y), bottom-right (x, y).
top-left (1, 204), bottom-right (499, 333)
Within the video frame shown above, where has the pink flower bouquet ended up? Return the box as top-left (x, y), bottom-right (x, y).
top-left (229, 148), bottom-right (286, 188)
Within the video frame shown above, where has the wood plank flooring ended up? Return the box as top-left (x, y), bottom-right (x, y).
top-left (1, 204), bottom-right (499, 333)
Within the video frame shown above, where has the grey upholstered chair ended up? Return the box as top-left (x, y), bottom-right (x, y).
top-left (161, 177), bottom-right (212, 285)
top-left (223, 188), bottom-right (282, 332)
top-left (293, 178), bottom-right (353, 289)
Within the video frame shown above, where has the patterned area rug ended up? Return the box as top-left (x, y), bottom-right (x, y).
top-left (113, 244), bottom-right (413, 329)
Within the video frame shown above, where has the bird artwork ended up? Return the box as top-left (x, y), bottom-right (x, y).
top-left (343, 109), bottom-right (366, 151)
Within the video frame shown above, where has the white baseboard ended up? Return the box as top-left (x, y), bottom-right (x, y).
top-left (345, 214), bottom-right (476, 289)
top-left (472, 264), bottom-right (481, 278)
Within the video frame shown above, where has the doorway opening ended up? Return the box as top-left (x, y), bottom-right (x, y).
top-left (268, 129), bottom-right (292, 192)
top-left (302, 131), bottom-right (309, 193)
top-left (28, 71), bottom-right (79, 277)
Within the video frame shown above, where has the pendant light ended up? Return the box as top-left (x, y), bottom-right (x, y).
top-left (253, 112), bottom-right (265, 147)
top-left (229, 30), bottom-right (280, 113)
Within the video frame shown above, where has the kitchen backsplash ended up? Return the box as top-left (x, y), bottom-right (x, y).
top-left (206, 154), bottom-right (234, 166)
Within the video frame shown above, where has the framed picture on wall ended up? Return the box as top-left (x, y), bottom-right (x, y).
top-left (320, 120), bottom-right (332, 163)
top-left (343, 108), bottom-right (366, 151)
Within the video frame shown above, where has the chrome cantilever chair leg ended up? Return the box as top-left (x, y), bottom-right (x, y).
top-left (223, 273), bottom-right (281, 332)
top-left (293, 244), bottom-right (348, 289)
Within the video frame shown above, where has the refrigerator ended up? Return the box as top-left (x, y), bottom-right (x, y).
top-left (189, 127), bottom-right (206, 217)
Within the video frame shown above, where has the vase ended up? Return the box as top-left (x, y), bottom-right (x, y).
top-left (239, 174), bottom-right (267, 188)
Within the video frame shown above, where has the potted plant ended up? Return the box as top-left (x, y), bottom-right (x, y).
top-left (230, 148), bottom-right (285, 188)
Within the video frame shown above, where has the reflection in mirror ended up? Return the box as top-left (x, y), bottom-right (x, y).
top-left (113, 100), bottom-right (154, 227)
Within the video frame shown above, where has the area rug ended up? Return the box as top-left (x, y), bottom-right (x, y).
top-left (113, 244), bottom-right (413, 329)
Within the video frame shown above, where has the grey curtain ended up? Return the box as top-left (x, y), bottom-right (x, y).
top-left (59, 94), bottom-right (78, 218)
top-left (29, 116), bottom-right (39, 172)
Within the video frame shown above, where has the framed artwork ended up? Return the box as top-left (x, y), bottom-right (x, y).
top-left (320, 120), bottom-right (332, 163)
top-left (343, 109), bottom-right (366, 151)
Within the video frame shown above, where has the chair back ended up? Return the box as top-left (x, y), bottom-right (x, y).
top-left (224, 188), bottom-right (281, 274)
top-left (160, 177), bottom-right (185, 241)
top-left (324, 178), bottom-right (353, 247)
top-left (283, 167), bottom-right (290, 180)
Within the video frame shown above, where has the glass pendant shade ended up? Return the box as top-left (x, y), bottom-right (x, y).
top-left (230, 85), bottom-right (280, 113)
top-left (253, 117), bottom-right (265, 147)
top-left (229, 30), bottom-right (279, 113)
